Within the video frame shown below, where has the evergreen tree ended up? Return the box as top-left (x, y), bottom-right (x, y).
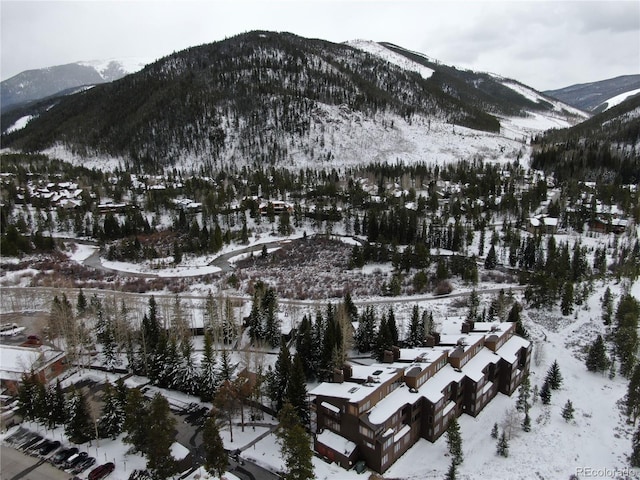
top-left (76, 288), bottom-right (87, 316)
top-left (602, 287), bottom-right (614, 325)
top-left (65, 388), bottom-right (94, 444)
top-left (98, 382), bottom-right (125, 439)
top-left (561, 400), bottom-right (575, 422)
top-left (199, 332), bottom-right (219, 402)
top-left (123, 388), bottom-right (149, 453)
top-left (407, 304), bottom-right (425, 347)
top-left (496, 431), bottom-right (509, 457)
top-left (586, 334), bottom-right (610, 372)
top-left (202, 414), bottom-right (227, 478)
top-left (546, 360), bottom-right (563, 390)
top-left (354, 306), bottom-right (376, 352)
top-left (374, 315), bottom-right (394, 362)
top-left (626, 364), bottom-right (640, 424)
top-left (387, 306), bottom-right (399, 345)
top-left (490, 422), bottom-right (499, 439)
top-left (287, 354), bottom-right (310, 426)
top-left (614, 294), bottom-right (640, 378)
top-left (271, 343), bottom-right (291, 411)
top-left (516, 374), bottom-right (531, 413)
top-left (219, 348), bottom-right (235, 382)
top-left (277, 402), bottom-right (315, 480)
top-left (560, 282), bottom-right (574, 316)
top-left (444, 459), bottom-right (457, 480)
top-left (522, 412), bottom-right (531, 432)
top-left (177, 339), bottom-right (200, 395)
top-left (631, 423), bottom-right (640, 467)
top-left (16, 371), bottom-right (39, 421)
top-left (484, 244), bottom-right (497, 269)
top-left (446, 417), bottom-right (463, 466)
top-left (50, 379), bottom-right (67, 427)
top-left (145, 393), bottom-right (177, 479)
top-left (343, 292), bottom-right (358, 322)
top-left (540, 380), bottom-right (552, 405)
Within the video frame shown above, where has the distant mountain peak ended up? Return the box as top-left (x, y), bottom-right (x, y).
top-left (1, 58), bottom-right (152, 112)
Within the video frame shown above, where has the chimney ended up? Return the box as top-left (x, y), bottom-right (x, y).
top-left (333, 368), bottom-right (344, 383)
top-left (383, 350), bottom-right (395, 363)
top-left (461, 322), bottom-right (470, 334)
top-left (343, 364), bottom-right (353, 380)
top-left (392, 346), bottom-right (401, 361)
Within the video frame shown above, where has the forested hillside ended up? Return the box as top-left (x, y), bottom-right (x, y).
top-left (531, 95), bottom-right (640, 183)
top-left (2, 31), bottom-right (577, 173)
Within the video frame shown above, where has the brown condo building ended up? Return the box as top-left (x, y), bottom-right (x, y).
top-left (309, 320), bottom-right (531, 473)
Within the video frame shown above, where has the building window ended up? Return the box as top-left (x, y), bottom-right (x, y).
top-left (359, 400), bottom-right (371, 413)
top-left (381, 454), bottom-right (389, 466)
top-left (359, 425), bottom-right (372, 438)
top-left (383, 436), bottom-right (393, 450)
top-left (325, 419), bottom-right (340, 432)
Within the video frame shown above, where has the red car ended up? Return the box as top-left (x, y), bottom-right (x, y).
top-left (88, 462), bottom-right (115, 480)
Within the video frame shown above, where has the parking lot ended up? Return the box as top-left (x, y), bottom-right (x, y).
top-left (1, 445), bottom-right (70, 480)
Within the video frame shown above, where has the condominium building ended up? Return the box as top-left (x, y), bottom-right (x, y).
top-left (309, 320), bottom-right (531, 473)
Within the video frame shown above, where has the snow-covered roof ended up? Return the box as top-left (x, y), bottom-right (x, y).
top-left (170, 442), bottom-right (190, 460)
top-left (462, 347), bottom-right (500, 382)
top-left (0, 345), bottom-right (65, 381)
top-left (309, 365), bottom-right (401, 402)
top-left (496, 335), bottom-right (530, 364)
top-left (316, 429), bottom-right (357, 456)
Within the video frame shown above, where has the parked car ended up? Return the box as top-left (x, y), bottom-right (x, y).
top-left (64, 451), bottom-right (88, 469)
top-left (24, 437), bottom-right (47, 453)
top-left (39, 440), bottom-right (61, 456)
top-left (72, 456), bottom-right (96, 474)
top-left (88, 462), bottom-right (115, 480)
top-left (52, 447), bottom-right (78, 465)
top-left (19, 434), bottom-right (42, 450)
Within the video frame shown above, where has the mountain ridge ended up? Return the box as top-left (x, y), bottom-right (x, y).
top-left (0, 58), bottom-right (150, 112)
top-left (1, 31), bottom-right (586, 173)
top-left (544, 74), bottom-right (640, 113)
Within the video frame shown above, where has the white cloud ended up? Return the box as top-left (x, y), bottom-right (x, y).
top-left (1, 0), bottom-right (638, 90)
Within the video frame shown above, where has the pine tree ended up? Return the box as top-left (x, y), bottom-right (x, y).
top-left (446, 417), bottom-right (463, 466)
top-left (407, 304), bottom-right (425, 347)
top-left (199, 332), bottom-right (219, 402)
top-left (65, 388), bottom-right (94, 444)
top-left (626, 364), bottom-right (640, 424)
top-left (546, 360), bottom-right (563, 390)
top-left (561, 400), bottom-right (575, 422)
top-left (277, 403), bottom-right (315, 480)
top-left (177, 339), bottom-right (200, 395)
top-left (76, 288), bottom-right (87, 316)
top-left (602, 287), bottom-right (613, 325)
top-left (354, 306), bottom-right (376, 352)
top-left (561, 282), bottom-right (574, 316)
top-left (50, 379), bottom-right (67, 427)
top-left (614, 294), bottom-right (640, 378)
top-left (16, 371), bottom-right (39, 421)
top-left (484, 244), bottom-right (497, 269)
top-left (145, 393), bottom-right (177, 479)
top-left (490, 422), bottom-right (499, 439)
top-left (202, 414), bottom-right (227, 478)
top-left (516, 374), bottom-right (531, 413)
top-left (287, 354), bottom-right (310, 426)
top-left (522, 412), bottom-right (531, 432)
top-left (540, 380), bottom-right (552, 405)
top-left (444, 458), bottom-right (457, 480)
top-left (496, 431), bottom-right (509, 457)
top-left (98, 382), bottom-right (125, 439)
top-left (123, 388), bottom-right (149, 453)
top-left (219, 348), bottom-right (235, 382)
top-left (586, 334), bottom-right (610, 372)
top-left (631, 423), bottom-right (640, 467)
top-left (271, 343), bottom-right (291, 411)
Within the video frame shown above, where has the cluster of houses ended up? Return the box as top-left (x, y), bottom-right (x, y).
top-left (15, 180), bottom-right (85, 210)
top-left (310, 320), bottom-right (531, 473)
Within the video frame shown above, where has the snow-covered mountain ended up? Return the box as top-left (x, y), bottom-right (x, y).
top-left (2, 32), bottom-right (587, 172)
top-left (0, 58), bottom-right (151, 112)
top-left (544, 74), bottom-right (640, 113)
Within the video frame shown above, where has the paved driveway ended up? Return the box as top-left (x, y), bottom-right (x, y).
top-left (1, 446), bottom-right (70, 480)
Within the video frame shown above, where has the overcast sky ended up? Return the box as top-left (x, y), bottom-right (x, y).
top-left (1, 0), bottom-right (638, 90)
